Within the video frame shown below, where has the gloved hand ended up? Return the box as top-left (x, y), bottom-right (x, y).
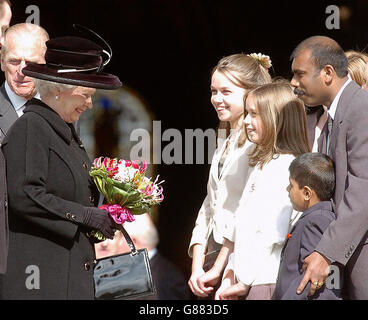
top-left (82, 207), bottom-right (117, 239)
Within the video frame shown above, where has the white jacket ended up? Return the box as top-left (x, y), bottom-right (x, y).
top-left (188, 132), bottom-right (252, 257)
top-left (225, 153), bottom-right (296, 286)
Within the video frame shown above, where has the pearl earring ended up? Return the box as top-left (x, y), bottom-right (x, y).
top-left (55, 95), bottom-right (59, 100)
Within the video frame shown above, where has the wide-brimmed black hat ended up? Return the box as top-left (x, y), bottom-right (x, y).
top-left (22, 25), bottom-right (122, 90)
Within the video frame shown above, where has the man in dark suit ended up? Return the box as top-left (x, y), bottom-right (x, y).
top-left (0, 146), bottom-right (7, 274)
top-left (290, 35), bottom-right (368, 299)
top-left (0, 0), bottom-right (11, 275)
top-left (0, 23), bottom-right (48, 274)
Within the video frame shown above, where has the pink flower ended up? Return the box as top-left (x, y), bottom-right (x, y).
top-left (144, 184), bottom-right (153, 196)
top-left (131, 160), bottom-right (139, 169)
top-left (106, 166), bottom-right (119, 178)
top-left (103, 157), bottom-right (118, 169)
top-left (140, 160), bottom-right (147, 174)
top-left (99, 204), bottom-right (135, 225)
top-left (96, 157), bottom-right (119, 178)
top-left (93, 156), bottom-right (104, 168)
top-left (123, 160), bottom-right (146, 175)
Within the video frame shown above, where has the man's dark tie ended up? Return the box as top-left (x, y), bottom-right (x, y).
top-left (326, 115), bottom-right (333, 155)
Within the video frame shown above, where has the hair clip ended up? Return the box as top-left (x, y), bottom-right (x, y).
top-left (248, 53), bottom-right (272, 69)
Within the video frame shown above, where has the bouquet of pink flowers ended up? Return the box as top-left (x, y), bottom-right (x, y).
top-left (89, 157), bottom-right (164, 240)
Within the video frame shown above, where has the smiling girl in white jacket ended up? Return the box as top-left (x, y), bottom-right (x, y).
top-left (201, 82), bottom-right (310, 300)
top-left (188, 53), bottom-right (272, 298)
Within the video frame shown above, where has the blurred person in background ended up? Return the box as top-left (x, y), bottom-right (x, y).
top-left (345, 50), bottom-right (368, 90)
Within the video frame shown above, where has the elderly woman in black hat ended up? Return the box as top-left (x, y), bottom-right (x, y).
top-left (0, 28), bottom-right (122, 299)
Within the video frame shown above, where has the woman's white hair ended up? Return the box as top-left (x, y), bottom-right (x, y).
top-left (33, 78), bottom-right (76, 98)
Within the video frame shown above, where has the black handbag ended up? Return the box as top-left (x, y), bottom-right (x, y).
top-left (93, 225), bottom-right (156, 300)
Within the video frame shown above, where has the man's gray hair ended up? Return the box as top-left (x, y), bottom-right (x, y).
top-left (1, 23), bottom-right (49, 58)
top-left (290, 36), bottom-right (348, 78)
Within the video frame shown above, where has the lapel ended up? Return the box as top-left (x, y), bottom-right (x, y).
top-left (217, 132), bottom-right (245, 181)
top-left (329, 81), bottom-right (360, 158)
top-left (0, 83), bottom-right (18, 137)
top-left (219, 141), bottom-right (236, 179)
top-left (210, 135), bottom-right (228, 184)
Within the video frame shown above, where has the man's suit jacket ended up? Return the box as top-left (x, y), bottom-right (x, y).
top-left (0, 84), bottom-right (18, 139)
top-left (316, 81), bottom-right (368, 298)
top-left (0, 148), bottom-right (7, 274)
top-left (274, 201), bottom-right (342, 300)
top-left (0, 84), bottom-right (13, 274)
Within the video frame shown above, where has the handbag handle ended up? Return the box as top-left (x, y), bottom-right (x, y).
top-left (118, 225), bottom-right (139, 256)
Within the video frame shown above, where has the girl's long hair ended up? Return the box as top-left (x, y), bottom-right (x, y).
top-left (246, 82), bottom-right (310, 168)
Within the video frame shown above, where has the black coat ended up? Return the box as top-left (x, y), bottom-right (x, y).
top-left (0, 84), bottom-right (17, 274)
top-left (0, 99), bottom-right (99, 299)
top-left (0, 148), bottom-right (8, 274)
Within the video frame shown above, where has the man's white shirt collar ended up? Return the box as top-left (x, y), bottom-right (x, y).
top-left (328, 76), bottom-right (352, 120)
top-left (4, 81), bottom-right (41, 117)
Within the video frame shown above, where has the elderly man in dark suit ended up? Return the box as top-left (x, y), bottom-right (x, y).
top-left (0, 22), bottom-right (48, 274)
top-left (0, 23), bottom-right (49, 138)
top-left (0, 0), bottom-right (11, 275)
top-left (290, 35), bottom-right (368, 299)
top-left (0, 149), bottom-right (7, 274)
